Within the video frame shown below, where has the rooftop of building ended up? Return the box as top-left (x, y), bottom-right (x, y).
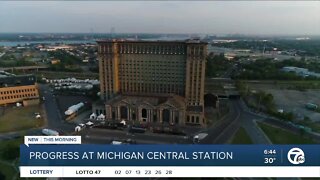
top-left (282, 66), bottom-right (308, 71)
top-left (96, 38), bottom-right (208, 44)
top-left (0, 71), bottom-right (15, 78)
top-left (0, 74), bottom-right (37, 88)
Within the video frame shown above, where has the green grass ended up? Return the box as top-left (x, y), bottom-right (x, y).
top-left (0, 105), bottom-right (44, 133)
top-left (231, 127), bottom-right (253, 144)
top-left (0, 161), bottom-right (17, 180)
top-left (0, 138), bottom-right (23, 150)
top-left (258, 122), bottom-right (315, 144)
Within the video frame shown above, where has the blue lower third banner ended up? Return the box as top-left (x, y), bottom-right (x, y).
top-left (20, 145), bottom-right (320, 166)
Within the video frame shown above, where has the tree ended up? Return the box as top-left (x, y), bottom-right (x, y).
top-left (1, 142), bottom-right (19, 161)
top-left (0, 172), bottom-right (5, 180)
top-left (206, 53), bottom-right (232, 77)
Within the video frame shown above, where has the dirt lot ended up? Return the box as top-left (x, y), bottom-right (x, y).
top-left (248, 82), bottom-right (320, 122)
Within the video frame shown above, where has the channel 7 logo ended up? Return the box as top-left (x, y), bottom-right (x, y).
top-left (287, 148), bottom-right (305, 165)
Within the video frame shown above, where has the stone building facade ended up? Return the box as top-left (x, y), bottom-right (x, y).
top-left (97, 39), bottom-right (207, 126)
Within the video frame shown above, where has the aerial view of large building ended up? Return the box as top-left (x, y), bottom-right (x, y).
top-left (97, 39), bottom-right (207, 126)
top-left (0, 73), bottom-right (39, 106)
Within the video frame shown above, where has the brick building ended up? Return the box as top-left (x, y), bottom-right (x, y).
top-left (0, 74), bottom-right (39, 106)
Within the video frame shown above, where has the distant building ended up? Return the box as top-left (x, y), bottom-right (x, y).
top-left (96, 39), bottom-right (207, 126)
top-left (0, 74), bottom-right (39, 106)
top-left (40, 45), bottom-right (73, 52)
top-left (51, 59), bottom-right (61, 65)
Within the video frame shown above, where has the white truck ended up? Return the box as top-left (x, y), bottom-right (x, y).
top-left (193, 133), bottom-right (208, 143)
top-left (42, 129), bottom-right (59, 136)
top-left (65, 102), bottom-right (85, 116)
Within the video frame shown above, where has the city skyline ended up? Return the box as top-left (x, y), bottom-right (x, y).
top-left (0, 1), bottom-right (319, 35)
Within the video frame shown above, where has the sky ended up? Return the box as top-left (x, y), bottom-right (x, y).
top-left (0, 1), bottom-right (319, 35)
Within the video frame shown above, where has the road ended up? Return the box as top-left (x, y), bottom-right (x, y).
top-left (201, 99), bottom-right (240, 144)
top-left (0, 129), bottom-right (42, 140)
top-left (240, 112), bottom-right (271, 144)
top-left (0, 65), bottom-right (49, 71)
top-left (81, 128), bottom-right (190, 144)
top-left (38, 84), bottom-right (75, 133)
top-left (200, 98), bottom-right (270, 144)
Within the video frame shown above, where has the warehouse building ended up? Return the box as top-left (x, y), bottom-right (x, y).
top-left (0, 73), bottom-right (39, 106)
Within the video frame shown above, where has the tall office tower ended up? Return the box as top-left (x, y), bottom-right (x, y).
top-left (97, 39), bottom-right (207, 127)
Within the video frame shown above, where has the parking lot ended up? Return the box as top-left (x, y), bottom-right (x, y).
top-left (249, 83), bottom-right (320, 122)
top-left (268, 89), bottom-right (320, 121)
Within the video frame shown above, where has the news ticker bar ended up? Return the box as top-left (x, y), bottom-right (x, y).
top-left (24, 136), bottom-right (81, 146)
top-left (20, 145), bottom-right (320, 166)
top-left (20, 166), bottom-right (320, 178)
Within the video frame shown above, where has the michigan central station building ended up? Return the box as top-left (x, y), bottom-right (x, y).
top-left (95, 39), bottom-right (207, 127)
